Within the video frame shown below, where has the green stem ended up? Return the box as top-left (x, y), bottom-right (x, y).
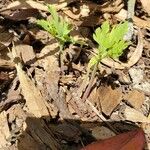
top-left (82, 62), bottom-right (98, 102)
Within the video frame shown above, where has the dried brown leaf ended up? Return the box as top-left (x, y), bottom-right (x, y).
top-left (81, 129), bottom-right (146, 150)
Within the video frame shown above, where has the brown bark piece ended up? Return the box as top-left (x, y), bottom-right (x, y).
top-left (17, 117), bottom-right (60, 150)
top-left (0, 9), bottom-right (39, 21)
top-left (38, 43), bottom-right (73, 119)
top-left (124, 90), bottom-right (145, 109)
top-left (98, 86), bottom-right (123, 116)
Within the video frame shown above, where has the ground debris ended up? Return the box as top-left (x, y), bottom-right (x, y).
top-left (0, 0), bottom-right (150, 149)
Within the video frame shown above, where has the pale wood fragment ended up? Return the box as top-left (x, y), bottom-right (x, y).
top-left (11, 45), bottom-right (49, 118)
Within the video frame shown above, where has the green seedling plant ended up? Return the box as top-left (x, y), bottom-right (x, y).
top-left (37, 5), bottom-right (76, 51)
top-left (82, 21), bottom-right (130, 101)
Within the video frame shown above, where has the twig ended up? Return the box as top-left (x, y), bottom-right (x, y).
top-left (86, 99), bottom-right (118, 134)
top-left (124, 0), bottom-right (136, 41)
top-left (82, 63), bottom-right (98, 102)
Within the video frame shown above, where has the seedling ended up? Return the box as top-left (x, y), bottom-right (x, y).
top-left (82, 21), bottom-right (130, 101)
top-left (37, 5), bottom-right (75, 51)
top-left (89, 21), bottom-right (130, 68)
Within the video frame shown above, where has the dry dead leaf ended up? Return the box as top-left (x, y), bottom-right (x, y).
top-left (124, 90), bottom-right (145, 109)
top-left (123, 106), bottom-right (150, 123)
top-left (98, 86), bottom-right (123, 116)
top-left (81, 129), bottom-right (146, 150)
top-left (11, 44), bottom-right (49, 118)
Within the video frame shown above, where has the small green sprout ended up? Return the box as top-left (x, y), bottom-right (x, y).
top-left (89, 21), bottom-right (130, 68)
top-left (82, 21), bottom-right (130, 102)
top-left (37, 5), bottom-right (74, 51)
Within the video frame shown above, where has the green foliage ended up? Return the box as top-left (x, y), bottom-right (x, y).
top-left (37, 5), bottom-right (73, 48)
top-left (89, 21), bottom-right (130, 68)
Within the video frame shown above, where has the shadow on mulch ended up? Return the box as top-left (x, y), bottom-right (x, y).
top-left (17, 116), bottom-right (141, 150)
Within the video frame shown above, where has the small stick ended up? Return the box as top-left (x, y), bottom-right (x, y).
top-left (82, 63), bottom-right (98, 102)
top-left (124, 0), bottom-right (136, 41)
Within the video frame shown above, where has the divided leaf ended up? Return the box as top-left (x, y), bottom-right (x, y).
top-left (92, 21), bottom-right (130, 60)
top-left (109, 21), bottom-right (129, 45)
top-left (89, 21), bottom-right (130, 69)
top-left (37, 5), bottom-right (72, 46)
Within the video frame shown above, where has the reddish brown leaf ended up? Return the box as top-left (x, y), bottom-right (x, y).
top-left (81, 129), bottom-right (145, 150)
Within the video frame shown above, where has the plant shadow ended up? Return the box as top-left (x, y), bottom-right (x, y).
top-left (17, 116), bottom-right (142, 150)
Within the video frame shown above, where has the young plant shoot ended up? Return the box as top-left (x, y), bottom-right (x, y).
top-left (82, 21), bottom-right (130, 101)
top-left (37, 5), bottom-right (74, 51)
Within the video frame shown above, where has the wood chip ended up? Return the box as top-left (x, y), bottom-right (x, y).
top-left (18, 117), bottom-right (60, 150)
top-left (124, 90), bottom-right (145, 109)
top-left (98, 86), bottom-right (123, 116)
top-left (92, 126), bottom-right (116, 140)
top-left (0, 9), bottom-right (39, 21)
top-left (140, 0), bottom-right (150, 16)
top-left (11, 44), bottom-right (50, 118)
top-left (115, 9), bottom-right (150, 29)
top-left (123, 106), bottom-right (150, 123)
top-left (0, 111), bottom-right (11, 148)
top-left (38, 42), bottom-right (73, 119)
top-left (0, 0), bottom-right (76, 12)
top-left (14, 44), bottom-right (35, 64)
